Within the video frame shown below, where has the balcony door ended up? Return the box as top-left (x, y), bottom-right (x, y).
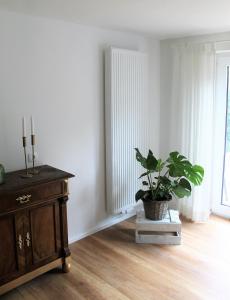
top-left (213, 55), bottom-right (230, 217)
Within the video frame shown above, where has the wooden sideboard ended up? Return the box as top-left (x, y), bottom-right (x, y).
top-left (0, 165), bottom-right (74, 295)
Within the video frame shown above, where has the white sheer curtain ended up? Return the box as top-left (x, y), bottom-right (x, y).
top-left (170, 43), bottom-right (216, 222)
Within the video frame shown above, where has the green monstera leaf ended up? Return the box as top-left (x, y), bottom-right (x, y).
top-left (146, 150), bottom-right (158, 171)
top-left (184, 165), bottom-right (204, 186)
top-left (135, 189), bottom-right (146, 201)
top-left (167, 151), bottom-right (204, 186)
top-left (135, 148), bottom-right (147, 169)
top-left (142, 181), bottom-right (149, 186)
top-left (172, 178), bottom-right (192, 198)
top-left (135, 189), bottom-right (152, 202)
top-left (135, 148), bottom-right (158, 171)
top-left (156, 159), bottom-right (165, 172)
top-left (167, 151), bottom-right (191, 177)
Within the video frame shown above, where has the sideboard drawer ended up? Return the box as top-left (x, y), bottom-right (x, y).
top-left (0, 180), bottom-right (67, 214)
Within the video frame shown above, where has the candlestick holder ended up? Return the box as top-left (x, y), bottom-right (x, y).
top-left (31, 134), bottom-right (39, 175)
top-left (21, 137), bottom-right (33, 178)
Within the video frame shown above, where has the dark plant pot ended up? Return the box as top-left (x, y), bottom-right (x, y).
top-left (143, 200), bottom-right (169, 220)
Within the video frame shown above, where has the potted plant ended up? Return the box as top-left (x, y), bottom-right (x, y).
top-left (135, 149), bottom-right (204, 220)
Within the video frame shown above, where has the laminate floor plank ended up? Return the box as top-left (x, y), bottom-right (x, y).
top-left (1, 215), bottom-right (230, 300)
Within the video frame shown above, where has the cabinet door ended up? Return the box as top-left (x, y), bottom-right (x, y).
top-left (26, 201), bottom-right (61, 270)
top-left (0, 212), bottom-right (26, 285)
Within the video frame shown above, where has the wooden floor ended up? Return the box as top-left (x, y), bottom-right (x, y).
top-left (2, 215), bottom-right (230, 300)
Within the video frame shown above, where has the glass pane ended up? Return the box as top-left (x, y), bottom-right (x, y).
top-left (222, 66), bottom-right (230, 206)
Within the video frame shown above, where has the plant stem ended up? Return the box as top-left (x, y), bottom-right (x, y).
top-left (147, 173), bottom-right (155, 199)
top-left (164, 170), bottom-right (169, 177)
top-left (153, 167), bottom-right (169, 199)
top-left (152, 169), bottom-right (162, 199)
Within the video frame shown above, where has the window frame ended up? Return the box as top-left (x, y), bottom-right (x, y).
top-left (212, 54), bottom-right (230, 217)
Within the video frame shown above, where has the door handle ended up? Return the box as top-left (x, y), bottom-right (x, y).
top-left (26, 232), bottom-right (31, 247)
top-left (18, 234), bottom-right (23, 250)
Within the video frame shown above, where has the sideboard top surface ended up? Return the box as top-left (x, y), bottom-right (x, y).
top-left (0, 165), bottom-right (75, 194)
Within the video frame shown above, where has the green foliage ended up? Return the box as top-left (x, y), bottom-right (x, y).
top-left (135, 149), bottom-right (204, 202)
top-left (135, 148), bottom-right (158, 171)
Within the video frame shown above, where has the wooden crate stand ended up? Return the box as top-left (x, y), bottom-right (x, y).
top-left (135, 210), bottom-right (181, 245)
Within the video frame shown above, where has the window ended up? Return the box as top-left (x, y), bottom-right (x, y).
top-left (222, 66), bottom-right (230, 207)
top-left (212, 55), bottom-right (230, 217)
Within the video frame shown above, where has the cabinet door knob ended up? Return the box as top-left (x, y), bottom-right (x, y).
top-left (16, 194), bottom-right (32, 204)
top-left (26, 232), bottom-right (31, 247)
top-left (18, 234), bottom-right (23, 250)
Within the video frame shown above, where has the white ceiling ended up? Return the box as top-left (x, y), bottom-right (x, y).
top-left (1, 0), bottom-right (230, 39)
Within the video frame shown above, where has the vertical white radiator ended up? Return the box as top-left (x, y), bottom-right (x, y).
top-left (105, 48), bottom-right (150, 214)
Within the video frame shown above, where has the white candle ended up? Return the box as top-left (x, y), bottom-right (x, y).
top-left (31, 116), bottom-right (35, 135)
top-left (22, 117), bottom-right (26, 137)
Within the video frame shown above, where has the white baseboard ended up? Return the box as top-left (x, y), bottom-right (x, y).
top-left (69, 212), bottom-right (136, 244)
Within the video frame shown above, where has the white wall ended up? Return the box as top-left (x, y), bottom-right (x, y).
top-left (0, 10), bottom-right (160, 242)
